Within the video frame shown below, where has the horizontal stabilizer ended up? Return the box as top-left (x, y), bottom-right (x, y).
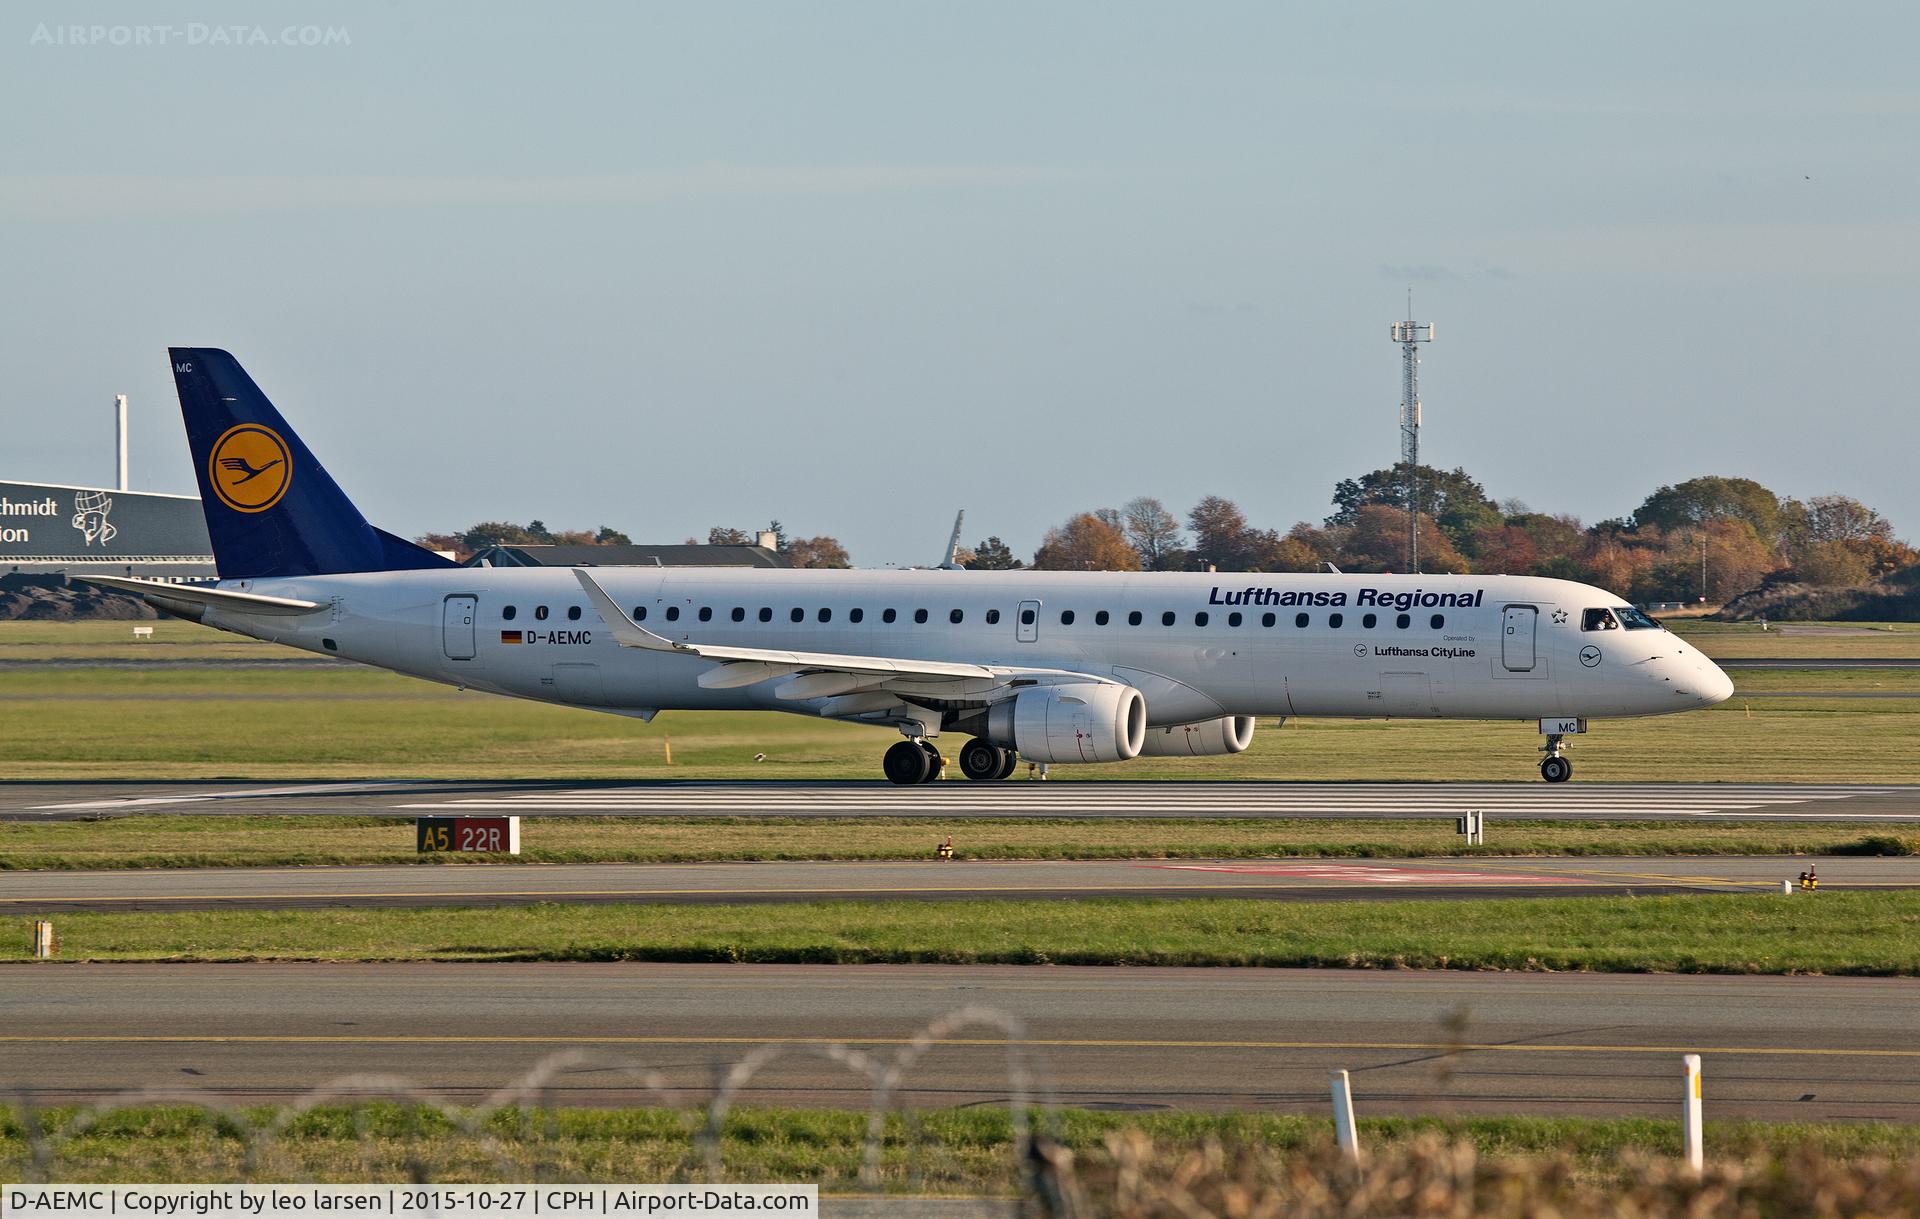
top-left (75, 575), bottom-right (326, 616)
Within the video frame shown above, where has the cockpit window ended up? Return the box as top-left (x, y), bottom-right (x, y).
top-left (1582, 608), bottom-right (1621, 631)
top-left (1615, 605), bottom-right (1661, 630)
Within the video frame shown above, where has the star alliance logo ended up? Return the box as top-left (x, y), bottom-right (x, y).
top-left (1551, 609), bottom-right (1569, 625)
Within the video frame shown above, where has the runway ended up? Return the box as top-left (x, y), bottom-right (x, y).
top-left (6, 779), bottom-right (1918, 822)
top-left (0, 855), bottom-right (1905, 912)
top-left (3, 963), bottom-right (1913, 1120)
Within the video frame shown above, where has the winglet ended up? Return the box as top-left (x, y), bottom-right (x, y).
top-left (572, 569), bottom-right (691, 652)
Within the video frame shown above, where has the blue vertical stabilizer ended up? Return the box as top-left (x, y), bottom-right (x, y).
top-left (169, 347), bottom-right (457, 579)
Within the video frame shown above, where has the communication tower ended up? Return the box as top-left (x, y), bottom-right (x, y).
top-left (1389, 300), bottom-right (1433, 572)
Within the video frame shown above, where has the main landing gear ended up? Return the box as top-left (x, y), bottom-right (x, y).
top-left (1540, 734), bottom-right (1572, 784)
top-left (958, 737), bottom-right (1019, 783)
top-left (882, 739), bottom-right (947, 785)
top-left (885, 737), bottom-right (1019, 785)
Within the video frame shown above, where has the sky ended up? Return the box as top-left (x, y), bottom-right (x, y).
top-left (4, 2), bottom-right (1917, 566)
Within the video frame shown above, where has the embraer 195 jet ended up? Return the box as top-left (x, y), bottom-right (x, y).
top-left (86, 349), bottom-right (1734, 785)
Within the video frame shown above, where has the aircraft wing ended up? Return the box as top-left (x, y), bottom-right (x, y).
top-left (573, 568), bottom-right (1108, 698)
top-left (74, 574), bottom-right (327, 616)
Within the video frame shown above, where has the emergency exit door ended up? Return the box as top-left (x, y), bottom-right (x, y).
top-left (1501, 604), bottom-right (1537, 672)
top-left (443, 595), bottom-right (477, 660)
top-left (1015, 600), bottom-right (1041, 643)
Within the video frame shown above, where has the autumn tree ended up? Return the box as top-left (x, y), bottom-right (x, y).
top-left (1188, 496), bottom-right (1257, 570)
top-left (785, 536), bottom-right (851, 568)
top-left (1340, 506), bottom-right (1470, 573)
top-left (1032, 513), bottom-right (1142, 571)
top-left (707, 526), bottom-right (753, 546)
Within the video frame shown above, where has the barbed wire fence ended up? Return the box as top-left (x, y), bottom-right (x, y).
top-left (6, 1004), bottom-right (1076, 1206)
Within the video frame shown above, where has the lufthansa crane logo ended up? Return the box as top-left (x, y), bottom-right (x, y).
top-left (208, 424), bottom-right (291, 513)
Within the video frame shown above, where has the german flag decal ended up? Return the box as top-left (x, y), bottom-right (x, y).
top-left (500, 630), bottom-right (524, 644)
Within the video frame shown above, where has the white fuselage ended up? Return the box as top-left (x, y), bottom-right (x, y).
top-left (201, 568), bottom-right (1734, 732)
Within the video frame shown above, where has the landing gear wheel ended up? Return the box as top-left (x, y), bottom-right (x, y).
top-left (883, 740), bottom-right (931, 785)
top-left (995, 750), bottom-right (1020, 781)
top-left (1540, 755), bottom-right (1573, 784)
top-left (918, 740), bottom-right (944, 783)
top-left (959, 738), bottom-right (1009, 782)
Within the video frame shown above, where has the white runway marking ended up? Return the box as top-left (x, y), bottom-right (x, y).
top-left (397, 783), bottom-right (1904, 818)
top-left (34, 781), bottom-right (435, 812)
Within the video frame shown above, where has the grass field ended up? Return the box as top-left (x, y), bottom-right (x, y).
top-left (8, 891), bottom-right (1917, 972)
top-left (9, 1103), bottom-right (1918, 1191)
top-left (4, 663), bottom-right (1918, 781)
top-left (2, 814), bottom-right (1912, 870)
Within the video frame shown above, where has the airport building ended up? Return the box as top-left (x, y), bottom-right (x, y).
top-left (0, 478), bottom-right (215, 580)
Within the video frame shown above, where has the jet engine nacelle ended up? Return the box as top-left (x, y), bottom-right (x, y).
top-left (1136, 715), bottom-right (1258, 757)
top-left (986, 683), bottom-right (1146, 764)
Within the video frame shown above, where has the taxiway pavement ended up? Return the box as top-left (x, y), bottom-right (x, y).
top-left (2, 963), bottom-right (1912, 1121)
top-left (0, 855), bottom-right (1905, 912)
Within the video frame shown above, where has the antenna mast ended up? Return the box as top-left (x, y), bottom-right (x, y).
top-left (1389, 300), bottom-right (1433, 573)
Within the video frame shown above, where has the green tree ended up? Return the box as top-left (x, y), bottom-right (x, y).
top-left (594, 526), bottom-right (631, 545)
top-left (1632, 476), bottom-right (1785, 543)
top-left (707, 526), bottom-right (752, 546)
top-left (965, 537), bottom-right (1023, 570)
top-left (1328, 465), bottom-right (1500, 549)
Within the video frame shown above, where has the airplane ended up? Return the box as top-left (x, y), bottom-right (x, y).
top-left (83, 348), bottom-right (1735, 785)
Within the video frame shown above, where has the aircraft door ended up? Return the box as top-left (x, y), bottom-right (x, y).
top-left (442, 595), bottom-right (477, 660)
top-left (1501, 605), bottom-right (1537, 672)
top-left (1016, 599), bottom-right (1041, 643)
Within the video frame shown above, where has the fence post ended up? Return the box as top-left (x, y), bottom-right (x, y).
top-left (1329, 1069), bottom-right (1361, 1165)
top-left (1681, 1053), bottom-right (1703, 1172)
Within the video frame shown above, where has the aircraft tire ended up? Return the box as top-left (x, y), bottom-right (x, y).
top-left (884, 740), bottom-right (931, 785)
top-left (958, 737), bottom-right (1007, 782)
top-left (918, 740), bottom-right (944, 783)
top-left (994, 750), bottom-right (1020, 781)
top-left (1540, 756), bottom-right (1572, 783)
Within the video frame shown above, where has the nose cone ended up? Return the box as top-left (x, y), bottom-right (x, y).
top-left (1698, 658), bottom-right (1736, 706)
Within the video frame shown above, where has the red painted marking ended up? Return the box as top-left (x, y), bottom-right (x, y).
top-left (1144, 863), bottom-right (1591, 886)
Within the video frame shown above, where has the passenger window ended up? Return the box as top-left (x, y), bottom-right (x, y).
top-left (850, 608), bottom-right (864, 624)
top-left (914, 609), bottom-right (929, 624)
top-left (1021, 608), bottom-right (1036, 626)
top-left (698, 607), bottom-right (712, 622)
top-left (949, 609), bottom-right (964, 624)
top-left (1295, 612), bottom-right (1309, 628)
top-left (1396, 613), bottom-right (1410, 629)
top-left (731, 607), bottom-right (745, 622)
top-left (502, 605), bottom-right (517, 621)
top-left (1194, 612), bottom-right (1209, 627)
top-left (1430, 614), bottom-right (1444, 629)
top-left (1329, 613), bottom-right (1344, 628)
top-left (1262, 612), bottom-right (1276, 627)
top-left (818, 608), bottom-right (832, 623)
top-left (1161, 611), bottom-right (1176, 626)
top-left (1128, 611), bottom-right (1143, 626)
top-left (1583, 608), bottom-right (1622, 631)
top-left (535, 606), bottom-right (550, 621)
top-left (986, 608), bottom-right (1001, 625)
top-left (1060, 610), bottom-right (1075, 625)
top-left (1362, 613), bottom-right (1377, 629)
top-left (1228, 611), bottom-right (1242, 627)
top-left (568, 606), bottom-right (583, 621)
top-left (633, 606), bottom-right (647, 622)
top-left (758, 607), bottom-right (772, 622)
top-left (663, 606), bottom-right (677, 622)
top-left (790, 608), bottom-right (804, 623)
top-left (1095, 610), bottom-right (1110, 626)
top-left (883, 608), bottom-right (897, 623)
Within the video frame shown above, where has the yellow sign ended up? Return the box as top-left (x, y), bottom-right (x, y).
top-left (207, 424), bottom-right (291, 513)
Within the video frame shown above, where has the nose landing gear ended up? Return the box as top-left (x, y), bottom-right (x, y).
top-left (1540, 734), bottom-right (1572, 783)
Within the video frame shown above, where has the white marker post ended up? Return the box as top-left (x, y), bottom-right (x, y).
top-left (1329, 1069), bottom-right (1362, 1164)
top-left (1681, 1053), bottom-right (1703, 1172)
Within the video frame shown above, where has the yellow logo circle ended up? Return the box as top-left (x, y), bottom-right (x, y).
top-left (208, 424), bottom-right (292, 513)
